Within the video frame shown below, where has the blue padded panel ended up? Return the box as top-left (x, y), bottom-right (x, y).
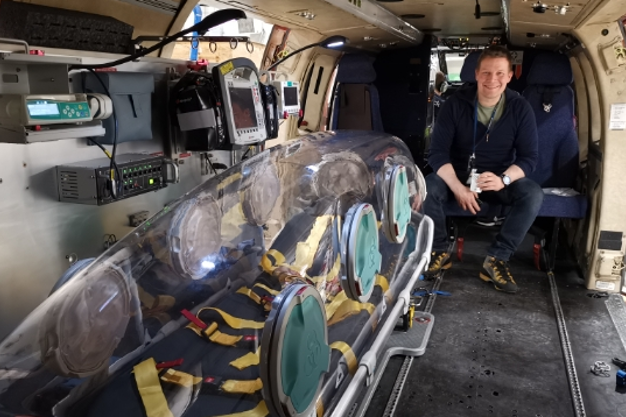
top-left (336, 54), bottom-right (377, 84)
top-left (523, 53), bottom-right (578, 189)
top-left (537, 194), bottom-right (587, 219)
top-left (527, 53), bottom-right (573, 86)
top-left (460, 51), bottom-right (481, 83)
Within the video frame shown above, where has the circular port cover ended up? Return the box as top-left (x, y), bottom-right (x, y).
top-left (341, 204), bottom-right (382, 303)
top-left (261, 283), bottom-right (330, 417)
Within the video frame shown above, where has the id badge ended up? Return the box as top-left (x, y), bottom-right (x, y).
top-left (467, 154), bottom-right (476, 173)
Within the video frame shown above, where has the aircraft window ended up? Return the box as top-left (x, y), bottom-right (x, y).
top-left (170, 5), bottom-right (274, 68)
top-left (444, 53), bottom-right (466, 82)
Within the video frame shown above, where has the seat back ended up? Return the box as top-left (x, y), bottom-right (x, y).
top-left (331, 54), bottom-right (383, 131)
top-left (522, 53), bottom-right (578, 188)
top-left (459, 50), bottom-right (481, 83)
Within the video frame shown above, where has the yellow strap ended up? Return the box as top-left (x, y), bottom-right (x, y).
top-left (137, 286), bottom-right (156, 308)
top-left (217, 172), bottom-right (243, 190)
top-left (221, 378), bottom-right (263, 394)
top-left (236, 287), bottom-right (262, 304)
top-left (260, 249), bottom-right (286, 274)
top-left (230, 347), bottom-right (261, 370)
top-left (253, 282), bottom-right (280, 296)
top-left (198, 307), bottom-right (265, 330)
top-left (376, 274), bottom-right (390, 294)
top-left (213, 401), bottom-right (269, 417)
top-left (186, 322), bottom-right (203, 338)
top-left (293, 215), bottom-right (332, 274)
top-left (330, 341), bottom-right (358, 375)
top-left (325, 291), bottom-right (348, 320)
top-left (309, 254), bottom-right (342, 284)
top-left (327, 300), bottom-right (375, 326)
top-left (316, 397), bottom-right (324, 417)
top-left (133, 358), bottom-right (174, 417)
top-left (221, 202), bottom-right (247, 241)
top-left (187, 321), bottom-right (243, 347)
top-left (160, 369), bottom-right (202, 388)
top-left (208, 330), bottom-right (243, 346)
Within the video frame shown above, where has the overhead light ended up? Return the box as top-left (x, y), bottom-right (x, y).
top-left (532, 2), bottom-right (547, 13)
top-left (320, 35), bottom-right (348, 48)
top-left (295, 10), bottom-right (316, 20)
top-left (475, 0), bottom-right (482, 19)
top-left (555, 4), bottom-right (569, 14)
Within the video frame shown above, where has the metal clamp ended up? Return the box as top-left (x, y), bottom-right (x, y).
top-left (229, 37), bottom-right (238, 50)
top-left (246, 40), bottom-right (254, 53)
top-left (164, 159), bottom-right (180, 184)
top-left (0, 37), bottom-right (30, 54)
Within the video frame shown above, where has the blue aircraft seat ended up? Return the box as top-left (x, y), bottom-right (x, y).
top-left (523, 52), bottom-right (587, 220)
top-left (331, 54), bottom-right (384, 132)
top-left (459, 50), bottom-right (481, 83)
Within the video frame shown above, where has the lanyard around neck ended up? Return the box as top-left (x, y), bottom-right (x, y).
top-left (473, 94), bottom-right (503, 153)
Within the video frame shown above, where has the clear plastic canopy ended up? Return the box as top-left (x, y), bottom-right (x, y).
top-left (0, 130), bottom-right (428, 417)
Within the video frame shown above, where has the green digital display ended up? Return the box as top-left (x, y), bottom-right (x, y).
top-left (26, 100), bottom-right (91, 120)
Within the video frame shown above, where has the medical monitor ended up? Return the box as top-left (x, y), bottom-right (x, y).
top-left (213, 58), bottom-right (267, 145)
top-left (272, 80), bottom-right (301, 119)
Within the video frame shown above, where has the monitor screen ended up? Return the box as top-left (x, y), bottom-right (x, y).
top-left (229, 87), bottom-right (257, 130)
top-left (27, 102), bottom-right (60, 116)
top-left (283, 86), bottom-right (299, 107)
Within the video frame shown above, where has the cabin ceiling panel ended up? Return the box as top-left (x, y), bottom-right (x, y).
top-left (508, 21), bottom-right (571, 47)
top-left (15, 0), bottom-right (174, 36)
top-left (379, 0), bottom-right (504, 37)
top-left (508, 0), bottom-right (589, 27)
top-left (216, 0), bottom-right (372, 34)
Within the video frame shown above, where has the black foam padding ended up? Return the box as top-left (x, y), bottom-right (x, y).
top-left (0, 0), bottom-right (134, 54)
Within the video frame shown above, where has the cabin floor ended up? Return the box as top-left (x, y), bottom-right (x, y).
top-left (363, 223), bottom-right (626, 417)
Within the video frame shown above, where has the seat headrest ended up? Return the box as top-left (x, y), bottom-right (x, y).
top-left (460, 51), bottom-right (481, 83)
top-left (527, 53), bottom-right (573, 86)
top-left (336, 54), bottom-right (377, 84)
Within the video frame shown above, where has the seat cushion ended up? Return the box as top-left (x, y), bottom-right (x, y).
top-left (537, 194), bottom-right (587, 219)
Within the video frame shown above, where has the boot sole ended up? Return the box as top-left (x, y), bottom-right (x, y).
top-left (479, 272), bottom-right (517, 294)
top-left (426, 262), bottom-right (452, 276)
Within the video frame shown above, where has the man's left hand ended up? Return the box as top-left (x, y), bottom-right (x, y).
top-left (477, 172), bottom-right (505, 192)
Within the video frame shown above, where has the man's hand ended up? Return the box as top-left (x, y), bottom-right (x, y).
top-left (453, 186), bottom-right (481, 214)
top-left (477, 172), bottom-right (505, 192)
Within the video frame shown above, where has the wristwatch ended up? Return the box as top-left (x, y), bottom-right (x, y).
top-left (501, 174), bottom-right (511, 187)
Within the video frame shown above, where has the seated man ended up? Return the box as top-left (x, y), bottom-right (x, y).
top-left (424, 46), bottom-right (544, 293)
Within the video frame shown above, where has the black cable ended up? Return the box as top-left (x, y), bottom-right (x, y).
top-left (205, 153), bottom-right (217, 175)
top-left (87, 137), bottom-right (122, 198)
top-left (241, 146), bottom-right (251, 162)
top-left (86, 69), bottom-right (120, 198)
top-left (267, 43), bottom-right (320, 71)
top-left (159, 0), bottom-right (189, 57)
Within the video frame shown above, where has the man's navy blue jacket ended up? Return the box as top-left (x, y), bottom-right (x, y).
top-left (428, 85), bottom-right (538, 179)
